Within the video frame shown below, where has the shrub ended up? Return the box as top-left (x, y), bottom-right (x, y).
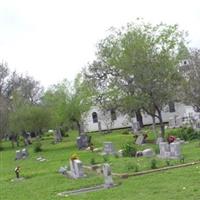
top-left (90, 158), bottom-right (96, 165)
top-left (103, 155), bottom-right (109, 162)
top-left (150, 159), bottom-right (157, 169)
top-left (165, 160), bottom-right (171, 166)
top-left (122, 142), bottom-right (137, 157)
top-left (33, 140), bottom-right (42, 152)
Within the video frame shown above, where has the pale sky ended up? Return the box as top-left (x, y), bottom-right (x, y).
top-left (0, 0), bottom-right (200, 88)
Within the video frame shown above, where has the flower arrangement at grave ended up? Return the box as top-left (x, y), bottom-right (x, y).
top-left (167, 135), bottom-right (176, 144)
top-left (70, 153), bottom-right (79, 160)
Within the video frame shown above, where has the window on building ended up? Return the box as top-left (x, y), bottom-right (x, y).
top-left (168, 102), bottom-right (175, 112)
top-left (92, 112), bottom-right (98, 123)
top-left (110, 109), bottom-right (117, 121)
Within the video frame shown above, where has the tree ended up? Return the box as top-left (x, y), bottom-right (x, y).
top-left (180, 48), bottom-right (200, 111)
top-left (42, 74), bottom-right (93, 135)
top-left (86, 20), bottom-right (188, 137)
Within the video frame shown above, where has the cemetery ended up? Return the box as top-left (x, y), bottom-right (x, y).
top-left (1, 127), bottom-right (200, 200)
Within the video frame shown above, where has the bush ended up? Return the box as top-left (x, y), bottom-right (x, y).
top-left (103, 155), bottom-right (109, 162)
top-left (150, 159), bottom-right (157, 169)
top-left (33, 140), bottom-right (42, 152)
top-left (122, 142), bottom-right (137, 157)
top-left (126, 162), bottom-right (139, 172)
top-left (165, 127), bottom-right (200, 141)
top-left (90, 158), bottom-right (96, 165)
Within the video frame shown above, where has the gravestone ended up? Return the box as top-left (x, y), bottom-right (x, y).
top-left (142, 148), bottom-right (154, 157)
top-left (55, 129), bottom-right (62, 143)
top-left (159, 141), bottom-right (181, 159)
top-left (103, 142), bottom-right (115, 154)
top-left (169, 117), bottom-right (176, 128)
top-left (76, 134), bottom-right (89, 149)
top-left (132, 122), bottom-right (140, 133)
top-left (135, 135), bottom-right (145, 145)
top-left (159, 142), bottom-right (170, 158)
top-left (102, 163), bottom-right (113, 188)
top-left (15, 150), bottom-right (22, 160)
top-left (156, 137), bottom-right (164, 144)
top-left (170, 142), bottom-right (181, 158)
top-left (176, 117), bottom-right (183, 128)
top-left (21, 148), bottom-right (28, 158)
top-left (69, 159), bottom-right (84, 179)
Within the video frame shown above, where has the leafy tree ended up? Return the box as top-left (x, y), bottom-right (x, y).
top-left (180, 48), bottom-right (200, 111)
top-left (42, 74), bottom-right (93, 135)
top-left (86, 20), bottom-right (188, 137)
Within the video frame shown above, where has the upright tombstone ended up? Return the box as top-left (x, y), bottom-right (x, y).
top-left (176, 117), bottom-right (183, 128)
top-left (55, 129), bottom-right (62, 143)
top-left (170, 142), bottom-right (181, 158)
top-left (159, 142), bottom-right (170, 158)
top-left (76, 133), bottom-right (89, 149)
top-left (15, 150), bottom-right (22, 160)
top-left (69, 159), bottom-right (84, 179)
top-left (156, 137), bottom-right (164, 144)
top-left (132, 122), bottom-right (140, 134)
top-left (135, 135), bottom-right (145, 145)
top-left (169, 117), bottom-right (176, 128)
top-left (103, 142), bottom-right (115, 154)
top-left (102, 163), bottom-right (113, 188)
top-left (21, 148), bottom-right (28, 158)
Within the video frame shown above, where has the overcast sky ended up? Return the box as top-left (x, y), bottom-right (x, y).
top-left (0, 0), bottom-right (200, 88)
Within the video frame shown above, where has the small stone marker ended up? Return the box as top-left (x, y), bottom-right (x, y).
top-left (142, 148), bottom-right (154, 157)
top-left (103, 142), bottom-right (115, 154)
top-left (135, 135), bottom-right (144, 145)
top-left (54, 129), bottom-right (62, 143)
top-left (102, 163), bottom-right (113, 188)
top-left (76, 133), bottom-right (89, 149)
top-left (21, 148), bottom-right (28, 158)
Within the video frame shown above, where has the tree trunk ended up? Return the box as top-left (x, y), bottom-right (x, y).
top-left (136, 109), bottom-right (143, 128)
top-left (157, 108), bottom-right (165, 138)
top-left (152, 116), bottom-right (157, 137)
top-left (76, 121), bottom-right (81, 136)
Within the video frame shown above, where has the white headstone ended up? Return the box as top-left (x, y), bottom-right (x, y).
top-left (15, 150), bottom-right (22, 160)
top-left (170, 142), bottom-right (181, 157)
top-left (159, 142), bottom-right (170, 158)
top-left (102, 163), bottom-right (113, 188)
top-left (142, 148), bottom-right (154, 157)
top-left (69, 159), bottom-right (84, 178)
top-left (103, 142), bottom-right (115, 154)
top-left (135, 135), bottom-right (144, 145)
top-left (156, 137), bottom-right (164, 144)
top-left (21, 148), bottom-right (28, 158)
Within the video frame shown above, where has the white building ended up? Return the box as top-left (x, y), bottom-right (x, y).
top-left (83, 103), bottom-right (197, 132)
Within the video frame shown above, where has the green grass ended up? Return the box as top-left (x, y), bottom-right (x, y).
top-left (1, 129), bottom-right (200, 200)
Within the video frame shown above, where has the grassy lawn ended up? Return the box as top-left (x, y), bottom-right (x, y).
top-left (1, 129), bottom-right (200, 200)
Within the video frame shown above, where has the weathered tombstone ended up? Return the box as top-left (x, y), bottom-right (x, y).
top-left (21, 148), bottom-right (28, 158)
top-left (55, 129), bottom-right (62, 143)
top-left (156, 137), bottom-right (164, 144)
top-left (102, 163), bottom-right (113, 188)
top-left (76, 133), bottom-right (89, 149)
top-left (176, 117), bottom-right (183, 128)
top-left (159, 142), bottom-right (170, 158)
top-left (98, 121), bottom-right (102, 132)
top-left (142, 148), bottom-right (154, 157)
top-left (103, 142), bottom-right (115, 154)
top-left (15, 150), bottom-right (22, 160)
top-left (170, 142), bottom-right (181, 157)
top-left (132, 122), bottom-right (140, 133)
top-left (135, 135), bottom-right (144, 145)
top-left (69, 159), bottom-right (84, 179)
top-left (169, 117), bottom-right (176, 128)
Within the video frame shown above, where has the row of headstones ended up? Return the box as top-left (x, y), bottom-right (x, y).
top-left (66, 159), bottom-right (113, 188)
top-left (15, 148), bottom-right (29, 160)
